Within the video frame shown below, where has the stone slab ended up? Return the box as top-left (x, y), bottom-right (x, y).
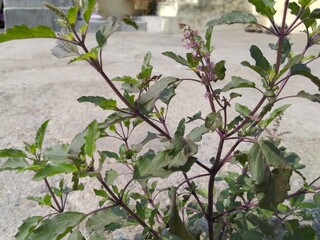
top-left (76, 19), bottom-right (147, 33)
top-left (135, 16), bottom-right (164, 33)
top-left (4, 8), bottom-right (70, 30)
top-left (3, 0), bottom-right (73, 7)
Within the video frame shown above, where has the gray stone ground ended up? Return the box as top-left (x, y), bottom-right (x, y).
top-left (0, 29), bottom-right (320, 239)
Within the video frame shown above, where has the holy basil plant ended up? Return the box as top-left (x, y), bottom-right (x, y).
top-left (1, 0), bottom-right (320, 239)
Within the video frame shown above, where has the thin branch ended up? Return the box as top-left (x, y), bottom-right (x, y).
top-left (179, 78), bottom-right (202, 83)
top-left (44, 178), bottom-right (62, 212)
top-left (218, 223), bottom-right (226, 240)
top-left (225, 136), bottom-right (255, 142)
top-left (195, 160), bottom-right (210, 172)
top-left (176, 173), bottom-right (210, 190)
top-left (218, 139), bottom-right (242, 171)
top-left (277, 45), bottom-right (309, 97)
top-left (181, 206), bottom-right (201, 214)
top-left (309, 176), bottom-right (320, 187)
top-left (62, 192), bottom-right (69, 210)
top-left (182, 172), bottom-right (207, 214)
top-left (212, 203), bottom-right (257, 221)
top-left (86, 204), bottom-right (118, 217)
top-left (120, 178), bottom-right (134, 199)
top-left (305, 56), bottom-right (320, 65)
top-left (97, 174), bottom-right (161, 239)
top-left (286, 186), bottom-right (320, 199)
top-left (226, 96), bottom-right (267, 137)
top-left (275, 95), bottom-right (298, 102)
top-left (286, 6), bottom-right (306, 34)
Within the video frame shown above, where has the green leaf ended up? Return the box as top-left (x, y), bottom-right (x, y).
top-left (246, 214), bottom-right (274, 237)
top-left (67, 6), bottom-right (80, 26)
top-left (259, 140), bottom-right (292, 168)
top-left (291, 64), bottom-right (320, 90)
top-left (15, 216), bottom-right (43, 240)
top-left (84, 120), bottom-right (100, 157)
top-left (44, 144), bottom-right (71, 163)
top-left (138, 51), bottom-right (153, 79)
top-left (0, 25), bottom-right (56, 43)
top-left (175, 119), bottom-right (186, 137)
top-left (94, 189), bottom-right (108, 198)
top-left (205, 26), bottom-right (213, 51)
top-left (248, 140), bottom-right (292, 210)
top-left (186, 124), bottom-right (209, 142)
top-left (314, 192), bottom-right (320, 207)
top-left (96, 16), bottom-right (120, 48)
top-left (222, 76), bottom-right (256, 92)
top-left (162, 52), bottom-right (190, 67)
top-left (68, 229), bottom-right (85, 240)
top-left (288, 2), bottom-right (301, 16)
top-left (86, 207), bottom-right (128, 234)
top-left (165, 151), bottom-right (197, 172)
top-left (300, 201), bottom-right (318, 209)
top-left (27, 212), bottom-right (86, 240)
top-left (113, 75), bottom-right (138, 84)
top-left (207, 11), bottom-right (257, 26)
top-left (261, 104), bottom-right (290, 128)
top-left (0, 157), bottom-right (29, 171)
top-left (216, 201), bottom-right (225, 213)
top-left (78, 96), bottom-right (117, 110)
top-left (133, 149), bottom-right (197, 180)
top-left (288, 2), bottom-right (314, 28)
top-left (281, 38), bottom-right (292, 64)
top-left (35, 120), bottom-right (49, 150)
top-left (99, 112), bottom-right (133, 130)
top-left (0, 149), bottom-right (27, 158)
top-left (104, 169), bottom-right (118, 186)
top-left (133, 151), bottom-right (172, 180)
top-left (250, 45), bottom-right (270, 73)
top-left (205, 112), bottom-right (223, 130)
top-left (132, 132), bottom-right (158, 153)
top-left (32, 162), bottom-right (78, 181)
top-left (186, 52), bottom-right (199, 68)
top-left (158, 87), bottom-right (175, 107)
top-left (52, 40), bottom-right (79, 59)
top-left (235, 103), bottom-right (251, 117)
top-left (69, 132), bottom-right (86, 156)
top-left (186, 111), bottom-right (202, 123)
top-left (122, 17), bottom-right (139, 30)
top-left (227, 115), bottom-right (243, 130)
top-left (99, 151), bottom-right (119, 161)
top-left (299, 0), bottom-right (314, 7)
top-left (278, 54), bottom-right (303, 78)
top-left (168, 187), bottom-right (196, 240)
top-left (297, 90), bottom-right (320, 103)
top-left (241, 61), bottom-right (267, 79)
top-left (69, 47), bottom-right (99, 64)
top-left (134, 133), bottom-right (198, 181)
top-left (214, 60), bottom-right (226, 80)
top-left (284, 219), bottom-right (316, 240)
top-left (27, 194), bottom-right (52, 207)
top-left (249, 0), bottom-right (276, 18)
top-left (139, 77), bottom-right (180, 112)
top-left (82, 0), bottom-right (97, 23)
top-left (310, 8), bottom-right (320, 18)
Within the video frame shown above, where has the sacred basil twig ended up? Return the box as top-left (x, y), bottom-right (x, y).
top-left (1, 0), bottom-right (320, 239)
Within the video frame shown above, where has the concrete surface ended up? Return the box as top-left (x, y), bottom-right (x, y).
top-left (3, 0), bottom-right (73, 30)
top-left (0, 28), bottom-right (320, 239)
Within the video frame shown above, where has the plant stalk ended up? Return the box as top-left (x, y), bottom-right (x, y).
top-left (44, 178), bottom-right (63, 212)
top-left (97, 174), bottom-right (161, 239)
